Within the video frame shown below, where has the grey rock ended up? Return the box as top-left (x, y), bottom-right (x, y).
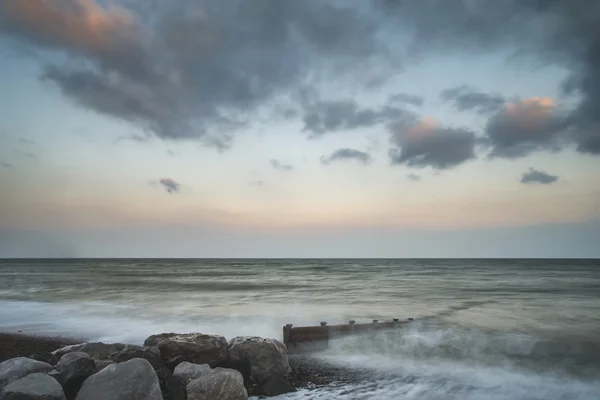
top-left (144, 333), bottom-right (180, 347)
top-left (29, 353), bottom-right (52, 364)
top-left (174, 362), bottom-right (211, 383)
top-left (52, 352), bottom-right (96, 400)
top-left (186, 368), bottom-right (247, 400)
top-left (167, 362), bottom-right (211, 400)
top-left (110, 346), bottom-right (163, 369)
top-left (0, 372), bottom-right (66, 400)
top-left (228, 337), bottom-right (290, 381)
top-left (75, 358), bottom-right (162, 400)
top-left (92, 361), bottom-right (113, 373)
top-left (258, 376), bottom-right (297, 397)
top-left (0, 357), bottom-right (53, 390)
top-left (110, 346), bottom-right (171, 399)
top-left (51, 343), bottom-right (126, 363)
top-left (152, 333), bottom-right (229, 369)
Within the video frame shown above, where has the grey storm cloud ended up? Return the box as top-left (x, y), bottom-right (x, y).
top-left (321, 148), bottom-right (372, 165)
top-left (484, 98), bottom-right (571, 158)
top-left (388, 119), bottom-right (476, 169)
top-left (440, 85), bottom-right (505, 115)
top-left (270, 159), bottom-right (293, 171)
top-left (158, 178), bottom-right (181, 193)
top-left (301, 99), bottom-right (410, 137)
top-left (0, 0), bottom-right (394, 144)
top-left (1, 0), bottom-right (600, 156)
top-left (520, 168), bottom-right (559, 185)
top-left (374, 0), bottom-right (600, 155)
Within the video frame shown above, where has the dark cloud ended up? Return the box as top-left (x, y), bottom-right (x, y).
top-left (1, 161), bottom-right (12, 168)
top-left (520, 168), bottom-right (559, 185)
top-left (2, 0), bottom-right (600, 156)
top-left (301, 99), bottom-right (410, 137)
top-left (407, 173), bottom-right (420, 181)
top-left (158, 178), bottom-right (181, 194)
top-left (485, 98), bottom-right (571, 158)
top-left (388, 119), bottom-right (476, 169)
top-left (375, 0), bottom-right (600, 155)
top-left (321, 148), bottom-right (372, 165)
top-left (0, 0), bottom-right (394, 144)
top-left (440, 85), bottom-right (505, 115)
top-left (388, 93), bottom-right (424, 107)
top-left (270, 159), bottom-right (293, 171)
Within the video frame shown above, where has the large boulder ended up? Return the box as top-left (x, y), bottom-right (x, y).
top-left (166, 362), bottom-right (211, 400)
top-left (93, 361), bottom-right (113, 374)
top-left (144, 333), bottom-right (179, 347)
top-left (228, 337), bottom-right (290, 381)
top-left (74, 358), bottom-right (162, 400)
top-left (145, 333), bottom-right (228, 369)
top-left (0, 372), bottom-right (66, 400)
top-left (186, 368), bottom-right (247, 400)
top-left (50, 352), bottom-right (96, 400)
top-left (110, 346), bottom-right (163, 370)
top-left (51, 343), bottom-right (126, 363)
top-left (110, 346), bottom-right (171, 400)
top-left (0, 357), bottom-right (53, 390)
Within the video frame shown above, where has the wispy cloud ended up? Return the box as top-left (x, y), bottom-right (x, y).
top-left (270, 159), bottom-right (293, 171)
top-left (321, 148), bottom-right (372, 165)
top-left (1, 161), bottom-right (12, 168)
top-left (18, 137), bottom-right (36, 145)
top-left (157, 178), bottom-right (181, 194)
top-left (520, 168), bottom-right (559, 185)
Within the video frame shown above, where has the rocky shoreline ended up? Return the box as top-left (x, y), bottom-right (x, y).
top-left (0, 332), bottom-right (363, 399)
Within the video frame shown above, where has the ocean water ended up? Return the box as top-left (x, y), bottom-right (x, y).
top-left (0, 258), bottom-right (599, 399)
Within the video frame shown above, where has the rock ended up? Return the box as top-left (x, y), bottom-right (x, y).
top-left (110, 346), bottom-right (171, 399)
top-left (258, 376), bottom-right (297, 397)
top-left (186, 368), bottom-right (247, 400)
top-left (174, 362), bottom-right (211, 382)
top-left (144, 333), bottom-right (180, 347)
top-left (110, 346), bottom-right (163, 370)
top-left (75, 358), bottom-right (162, 400)
top-left (51, 343), bottom-right (126, 363)
top-left (166, 362), bottom-right (211, 400)
top-left (0, 357), bottom-right (53, 390)
top-left (228, 337), bottom-right (290, 381)
top-left (29, 352), bottom-right (52, 364)
top-left (150, 333), bottom-right (229, 369)
top-left (93, 361), bottom-right (113, 373)
top-left (0, 372), bottom-right (66, 400)
top-left (52, 352), bottom-right (96, 400)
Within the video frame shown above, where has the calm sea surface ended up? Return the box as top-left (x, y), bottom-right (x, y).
top-left (1, 259), bottom-right (599, 399)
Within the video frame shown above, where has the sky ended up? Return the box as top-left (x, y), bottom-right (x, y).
top-left (0, 0), bottom-right (598, 258)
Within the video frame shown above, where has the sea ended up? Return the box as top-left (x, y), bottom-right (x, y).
top-left (0, 258), bottom-right (599, 399)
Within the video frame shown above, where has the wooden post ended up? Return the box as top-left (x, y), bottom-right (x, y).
top-left (283, 323), bottom-right (293, 349)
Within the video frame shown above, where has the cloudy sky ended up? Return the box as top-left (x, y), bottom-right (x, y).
top-left (0, 0), bottom-right (598, 258)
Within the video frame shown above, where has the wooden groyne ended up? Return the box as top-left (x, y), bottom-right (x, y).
top-left (283, 318), bottom-right (415, 353)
